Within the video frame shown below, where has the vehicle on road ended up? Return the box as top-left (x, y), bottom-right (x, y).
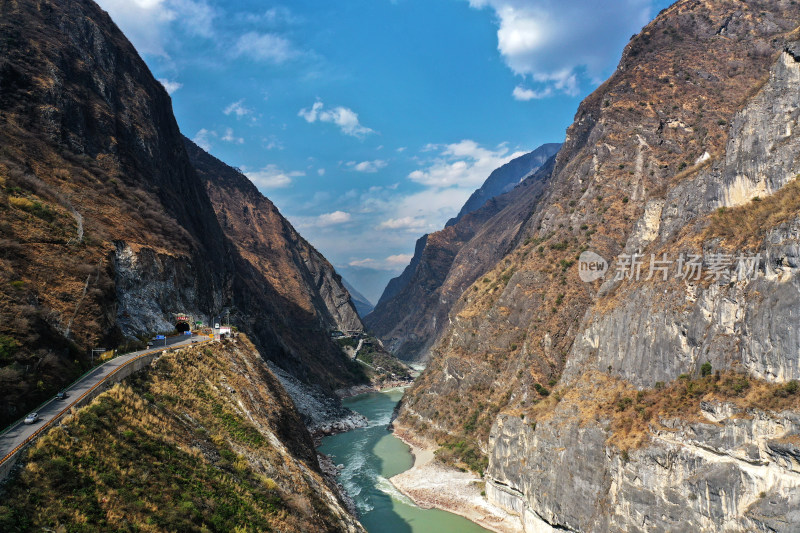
top-left (23, 412), bottom-right (39, 424)
top-left (55, 391), bottom-right (67, 400)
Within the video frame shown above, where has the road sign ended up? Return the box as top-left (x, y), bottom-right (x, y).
top-left (155, 335), bottom-right (166, 340)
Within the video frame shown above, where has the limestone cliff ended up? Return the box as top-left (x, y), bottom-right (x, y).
top-left (393, 1), bottom-right (800, 530)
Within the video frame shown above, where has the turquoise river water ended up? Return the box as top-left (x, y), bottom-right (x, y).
top-left (319, 388), bottom-right (490, 533)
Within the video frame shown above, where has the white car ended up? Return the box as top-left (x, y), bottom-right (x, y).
top-left (23, 412), bottom-right (39, 424)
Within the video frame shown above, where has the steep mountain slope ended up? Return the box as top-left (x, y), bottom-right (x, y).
top-left (366, 155), bottom-right (556, 361)
top-left (0, 0), bottom-right (364, 427)
top-left (0, 337), bottom-right (363, 532)
top-left (372, 145), bottom-right (559, 317)
top-left (446, 143), bottom-right (561, 227)
top-left (185, 139), bottom-right (364, 389)
top-left (393, 1), bottom-right (800, 529)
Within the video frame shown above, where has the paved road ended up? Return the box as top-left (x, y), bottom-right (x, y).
top-left (0, 334), bottom-right (206, 461)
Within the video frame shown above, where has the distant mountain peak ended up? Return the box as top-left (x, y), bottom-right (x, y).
top-left (446, 143), bottom-right (561, 227)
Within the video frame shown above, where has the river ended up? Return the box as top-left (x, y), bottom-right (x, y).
top-left (319, 388), bottom-right (491, 533)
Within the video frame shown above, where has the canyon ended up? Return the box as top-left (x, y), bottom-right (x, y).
top-left (2, 0), bottom-right (800, 531)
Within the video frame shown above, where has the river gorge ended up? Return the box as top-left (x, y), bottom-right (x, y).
top-left (320, 389), bottom-right (491, 533)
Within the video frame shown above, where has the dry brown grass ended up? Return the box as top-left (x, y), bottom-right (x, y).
top-left (0, 338), bottom-right (356, 532)
top-left (707, 176), bottom-right (800, 248)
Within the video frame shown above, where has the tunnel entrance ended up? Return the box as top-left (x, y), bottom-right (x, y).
top-left (176, 321), bottom-right (190, 333)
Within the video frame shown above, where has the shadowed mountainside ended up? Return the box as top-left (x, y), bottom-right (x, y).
top-left (366, 154), bottom-right (557, 361)
top-left (0, 0), bottom-right (364, 427)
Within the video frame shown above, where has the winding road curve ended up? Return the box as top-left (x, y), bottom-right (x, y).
top-left (0, 334), bottom-right (209, 472)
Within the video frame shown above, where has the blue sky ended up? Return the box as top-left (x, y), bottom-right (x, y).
top-left (96, 0), bottom-right (673, 303)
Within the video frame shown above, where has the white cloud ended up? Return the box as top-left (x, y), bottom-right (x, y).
top-left (318, 168), bottom-right (326, 176)
top-left (158, 78), bottom-right (182, 94)
top-left (386, 254), bottom-right (414, 266)
top-left (317, 211), bottom-right (352, 226)
top-left (348, 160), bottom-right (388, 173)
top-left (221, 128), bottom-right (244, 144)
top-left (262, 136), bottom-right (283, 150)
top-left (298, 100), bottom-right (374, 138)
top-left (192, 128), bottom-right (215, 151)
top-left (242, 6), bottom-right (298, 26)
top-left (468, 0), bottom-right (653, 97)
top-left (348, 254), bottom-right (413, 270)
top-left (172, 0), bottom-right (215, 37)
top-left (233, 32), bottom-right (296, 63)
top-left (224, 99), bottom-right (253, 118)
top-left (409, 140), bottom-right (526, 189)
top-left (96, 0), bottom-right (216, 56)
top-left (348, 258), bottom-right (376, 267)
top-left (245, 164), bottom-right (302, 189)
top-left (377, 217), bottom-right (427, 231)
top-left (513, 85), bottom-right (551, 101)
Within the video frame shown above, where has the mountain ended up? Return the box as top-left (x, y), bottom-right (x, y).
top-left (391, 1), bottom-right (800, 530)
top-left (0, 0), bottom-right (368, 428)
top-left (445, 143), bottom-right (561, 227)
top-left (185, 137), bottom-right (363, 335)
top-left (365, 150), bottom-right (557, 361)
top-left (0, 0), bottom-right (370, 526)
top-left (341, 277), bottom-right (374, 318)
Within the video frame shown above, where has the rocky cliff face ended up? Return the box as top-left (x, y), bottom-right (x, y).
top-left (186, 138), bottom-right (363, 336)
top-left (0, 0), bottom-right (365, 427)
top-left (366, 153), bottom-right (557, 361)
top-left (392, 1), bottom-right (800, 530)
top-left (488, 392), bottom-right (800, 532)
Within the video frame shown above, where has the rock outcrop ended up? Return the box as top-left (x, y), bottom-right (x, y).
top-left (488, 384), bottom-right (800, 532)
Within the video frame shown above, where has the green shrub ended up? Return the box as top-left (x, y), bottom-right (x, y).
top-left (0, 335), bottom-right (18, 363)
top-left (774, 380), bottom-right (799, 398)
top-left (463, 410), bottom-right (479, 432)
top-left (616, 397), bottom-right (633, 411)
top-left (700, 361), bottom-right (712, 377)
top-left (534, 383), bottom-right (550, 396)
